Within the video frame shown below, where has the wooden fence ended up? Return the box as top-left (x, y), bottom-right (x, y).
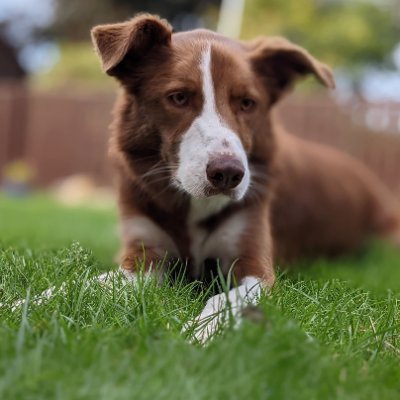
top-left (0, 82), bottom-right (115, 185)
top-left (1, 81), bottom-right (400, 194)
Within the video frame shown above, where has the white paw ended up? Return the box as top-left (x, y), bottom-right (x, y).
top-left (96, 270), bottom-right (126, 285)
top-left (5, 269), bottom-right (128, 312)
top-left (183, 277), bottom-right (263, 344)
top-left (96, 268), bottom-right (154, 287)
top-left (183, 293), bottom-right (229, 344)
top-left (5, 283), bottom-right (66, 312)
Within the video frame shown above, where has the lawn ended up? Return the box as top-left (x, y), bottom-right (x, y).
top-left (1, 194), bottom-right (400, 399)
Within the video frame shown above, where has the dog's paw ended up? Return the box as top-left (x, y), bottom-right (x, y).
top-left (182, 293), bottom-right (231, 344)
top-left (183, 277), bottom-right (263, 344)
top-left (97, 268), bottom-right (156, 288)
top-left (189, 315), bottom-right (222, 344)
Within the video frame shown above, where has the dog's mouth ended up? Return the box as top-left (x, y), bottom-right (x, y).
top-left (203, 185), bottom-right (239, 199)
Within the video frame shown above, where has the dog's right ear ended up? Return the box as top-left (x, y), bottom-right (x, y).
top-left (247, 36), bottom-right (335, 104)
top-left (91, 14), bottom-right (172, 76)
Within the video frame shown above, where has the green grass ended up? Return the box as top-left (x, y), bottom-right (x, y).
top-left (1, 194), bottom-right (400, 399)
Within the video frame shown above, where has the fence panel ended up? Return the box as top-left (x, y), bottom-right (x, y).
top-left (25, 91), bottom-right (115, 185)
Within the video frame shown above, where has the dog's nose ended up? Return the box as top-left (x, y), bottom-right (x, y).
top-left (206, 157), bottom-right (244, 190)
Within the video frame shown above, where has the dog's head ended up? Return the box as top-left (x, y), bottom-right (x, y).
top-left (92, 14), bottom-right (334, 201)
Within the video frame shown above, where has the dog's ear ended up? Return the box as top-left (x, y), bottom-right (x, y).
top-left (248, 37), bottom-right (335, 104)
top-left (91, 14), bottom-right (172, 76)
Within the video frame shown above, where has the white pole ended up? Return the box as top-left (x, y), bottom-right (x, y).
top-left (217, 0), bottom-right (246, 39)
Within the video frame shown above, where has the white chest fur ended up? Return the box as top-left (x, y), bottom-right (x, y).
top-left (121, 197), bottom-right (247, 275)
top-left (188, 196), bottom-right (247, 276)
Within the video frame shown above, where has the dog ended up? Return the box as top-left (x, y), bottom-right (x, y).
top-left (91, 14), bottom-right (400, 341)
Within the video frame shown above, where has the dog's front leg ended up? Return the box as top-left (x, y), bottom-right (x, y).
top-left (119, 243), bottom-right (172, 283)
top-left (118, 215), bottom-right (179, 282)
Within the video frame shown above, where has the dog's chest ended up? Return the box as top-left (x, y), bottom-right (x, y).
top-left (186, 197), bottom-right (247, 276)
top-left (121, 198), bottom-right (247, 275)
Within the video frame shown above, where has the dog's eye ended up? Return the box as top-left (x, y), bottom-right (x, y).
top-left (168, 92), bottom-right (189, 107)
top-left (240, 98), bottom-right (256, 112)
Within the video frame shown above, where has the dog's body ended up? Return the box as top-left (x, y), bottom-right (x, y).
top-left (91, 14), bottom-right (400, 341)
top-left (271, 129), bottom-right (400, 261)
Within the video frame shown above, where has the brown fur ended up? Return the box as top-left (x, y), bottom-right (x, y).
top-left (271, 125), bottom-right (400, 261)
top-left (91, 14), bottom-right (400, 287)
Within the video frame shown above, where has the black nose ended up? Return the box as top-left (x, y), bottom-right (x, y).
top-left (206, 157), bottom-right (245, 190)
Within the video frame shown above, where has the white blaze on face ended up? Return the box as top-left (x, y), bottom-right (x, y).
top-left (176, 44), bottom-right (250, 201)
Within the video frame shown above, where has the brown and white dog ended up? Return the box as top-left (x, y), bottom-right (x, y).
top-left (91, 14), bottom-right (400, 341)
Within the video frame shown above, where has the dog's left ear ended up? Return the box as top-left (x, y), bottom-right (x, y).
top-left (248, 37), bottom-right (335, 104)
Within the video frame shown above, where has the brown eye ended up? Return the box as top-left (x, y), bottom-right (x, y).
top-left (240, 98), bottom-right (256, 112)
top-left (168, 92), bottom-right (189, 107)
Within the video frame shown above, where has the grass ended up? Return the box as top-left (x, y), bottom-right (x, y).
top-left (1, 194), bottom-right (400, 399)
